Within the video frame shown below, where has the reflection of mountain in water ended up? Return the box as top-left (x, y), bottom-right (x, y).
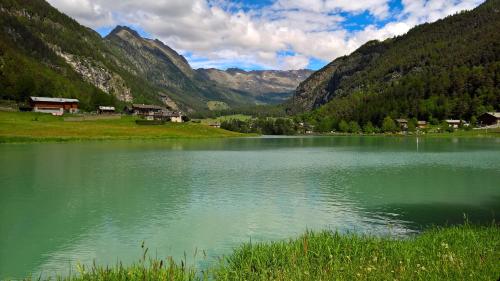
top-left (1, 137), bottom-right (499, 279)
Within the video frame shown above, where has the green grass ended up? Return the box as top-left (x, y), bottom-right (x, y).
top-left (0, 111), bottom-right (246, 143)
top-left (17, 224), bottom-right (500, 281)
top-left (213, 224), bottom-right (499, 280)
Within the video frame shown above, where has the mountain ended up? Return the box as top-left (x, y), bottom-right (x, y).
top-left (0, 0), bottom-right (308, 112)
top-left (104, 26), bottom-right (261, 111)
top-left (197, 68), bottom-right (313, 104)
top-left (289, 0), bottom-right (500, 124)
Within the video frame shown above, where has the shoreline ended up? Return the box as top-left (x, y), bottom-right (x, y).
top-left (11, 224), bottom-right (500, 281)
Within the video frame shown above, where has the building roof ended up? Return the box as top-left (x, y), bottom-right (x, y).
top-left (165, 111), bottom-right (182, 117)
top-left (445, 119), bottom-right (462, 123)
top-left (395, 119), bottom-right (408, 123)
top-left (99, 106), bottom-right (115, 111)
top-left (417, 121), bottom-right (427, 125)
top-left (485, 112), bottom-right (500, 118)
top-left (132, 104), bottom-right (165, 110)
top-left (30, 96), bottom-right (79, 103)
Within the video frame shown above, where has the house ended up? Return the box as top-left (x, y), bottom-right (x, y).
top-left (131, 104), bottom-right (166, 120)
top-left (98, 106), bottom-right (115, 114)
top-left (445, 120), bottom-right (464, 128)
top-left (396, 119), bottom-right (408, 129)
top-left (166, 111), bottom-right (183, 123)
top-left (30, 96), bottom-right (79, 115)
top-left (416, 121), bottom-right (427, 129)
top-left (478, 112), bottom-right (500, 127)
top-left (209, 123), bottom-right (221, 128)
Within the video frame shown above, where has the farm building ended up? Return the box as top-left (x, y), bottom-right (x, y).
top-left (416, 121), bottom-right (427, 128)
top-left (98, 106), bottom-right (115, 114)
top-left (168, 112), bottom-right (183, 123)
top-left (396, 119), bottom-right (408, 129)
top-left (130, 104), bottom-right (184, 122)
top-left (478, 112), bottom-right (500, 126)
top-left (445, 120), bottom-right (467, 128)
top-left (131, 104), bottom-right (166, 117)
top-left (30, 97), bottom-right (79, 115)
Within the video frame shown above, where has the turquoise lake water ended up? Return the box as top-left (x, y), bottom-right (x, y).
top-left (0, 136), bottom-right (499, 278)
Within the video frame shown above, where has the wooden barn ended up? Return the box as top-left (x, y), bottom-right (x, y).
top-left (478, 112), bottom-right (500, 126)
top-left (98, 106), bottom-right (116, 114)
top-left (30, 97), bottom-right (79, 115)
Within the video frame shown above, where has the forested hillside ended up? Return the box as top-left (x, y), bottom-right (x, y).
top-left (0, 0), bottom-right (191, 111)
top-left (289, 0), bottom-right (500, 127)
top-left (0, 0), bottom-right (309, 112)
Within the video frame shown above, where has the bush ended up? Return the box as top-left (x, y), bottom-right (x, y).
top-left (338, 120), bottom-right (349, 132)
top-left (382, 116), bottom-right (398, 133)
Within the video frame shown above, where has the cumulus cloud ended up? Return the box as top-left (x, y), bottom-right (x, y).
top-left (46, 0), bottom-right (485, 70)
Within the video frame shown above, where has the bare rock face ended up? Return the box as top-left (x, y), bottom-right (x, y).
top-left (53, 47), bottom-right (133, 102)
top-left (197, 68), bottom-right (313, 104)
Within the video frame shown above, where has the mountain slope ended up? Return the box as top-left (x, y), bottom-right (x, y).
top-left (104, 26), bottom-right (260, 111)
top-left (197, 68), bottom-right (313, 104)
top-left (1, 0), bottom-right (302, 112)
top-left (0, 0), bottom-right (170, 110)
top-left (289, 0), bottom-right (500, 124)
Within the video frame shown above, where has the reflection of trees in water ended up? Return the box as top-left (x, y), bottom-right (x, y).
top-left (0, 142), bottom-right (196, 278)
top-left (376, 198), bottom-right (500, 230)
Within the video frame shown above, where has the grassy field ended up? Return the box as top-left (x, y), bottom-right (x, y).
top-left (0, 111), bottom-right (246, 143)
top-left (17, 224), bottom-right (499, 281)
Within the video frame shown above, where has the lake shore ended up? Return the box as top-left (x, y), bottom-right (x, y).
top-left (19, 224), bottom-right (500, 281)
top-left (0, 111), bottom-right (248, 143)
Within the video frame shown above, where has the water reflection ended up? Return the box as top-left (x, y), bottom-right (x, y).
top-left (0, 136), bottom-right (499, 279)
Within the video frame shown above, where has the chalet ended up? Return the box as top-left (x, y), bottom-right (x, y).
top-left (131, 104), bottom-right (167, 120)
top-left (416, 121), bottom-right (427, 128)
top-left (445, 120), bottom-right (467, 128)
top-left (30, 97), bottom-right (79, 115)
top-left (478, 112), bottom-right (500, 127)
top-left (166, 111), bottom-right (184, 123)
top-left (131, 104), bottom-right (165, 117)
top-left (396, 119), bottom-right (408, 129)
top-left (98, 106), bottom-right (115, 114)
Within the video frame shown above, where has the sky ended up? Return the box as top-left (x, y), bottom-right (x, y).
top-left (46, 0), bottom-right (485, 71)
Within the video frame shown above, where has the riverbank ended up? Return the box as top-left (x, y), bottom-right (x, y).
top-left (19, 224), bottom-right (499, 281)
top-left (0, 111), bottom-right (247, 143)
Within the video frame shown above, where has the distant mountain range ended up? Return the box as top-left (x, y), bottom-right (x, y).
top-left (288, 0), bottom-right (499, 124)
top-left (0, 0), bottom-right (311, 112)
top-left (197, 68), bottom-right (313, 105)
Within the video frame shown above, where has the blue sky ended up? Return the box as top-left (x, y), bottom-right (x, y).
top-left (48, 0), bottom-right (484, 71)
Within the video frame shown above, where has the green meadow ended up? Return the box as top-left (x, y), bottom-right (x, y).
top-left (18, 224), bottom-right (499, 281)
top-left (0, 111), bottom-right (245, 143)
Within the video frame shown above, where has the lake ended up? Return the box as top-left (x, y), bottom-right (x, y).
top-left (1, 136), bottom-right (499, 279)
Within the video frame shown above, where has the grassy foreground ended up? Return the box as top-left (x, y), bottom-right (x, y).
top-left (0, 111), bottom-right (245, 143)
top-left (23, 224), bottom-right (499, 281)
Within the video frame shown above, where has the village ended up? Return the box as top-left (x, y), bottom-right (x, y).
top-left (28, 96), bottom-right (186, 124)
top-left (24, 95), bottom-right (500, 134)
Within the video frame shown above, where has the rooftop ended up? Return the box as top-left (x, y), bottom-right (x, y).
top-left (99, 106), bottom-right (115, 111)
top-left (132, 104), bottom-right (165, 110)
top-left (486, 112), bottom-right (500, 118)
top-left (30, 96), bottom-right (79, 103)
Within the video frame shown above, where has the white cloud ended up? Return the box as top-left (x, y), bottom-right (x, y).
top-left (46, 0), bottom-right (485, 70)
